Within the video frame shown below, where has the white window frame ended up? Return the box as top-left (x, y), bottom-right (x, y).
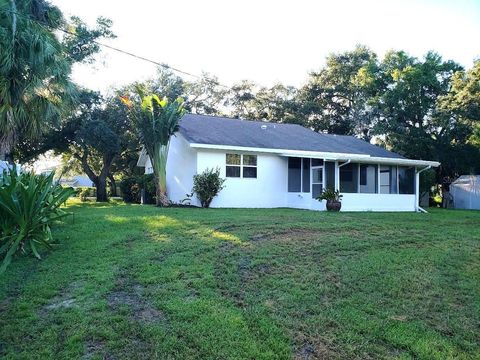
top-left (226, 153), bottom-right (257, 179)
top-left (242, 154), bottom-right (257, 179)
top-left (311, 163), bottom-right (324, 198)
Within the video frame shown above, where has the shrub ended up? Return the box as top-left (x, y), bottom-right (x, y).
top-left (120, 177), bottom-right (139, 203)
top-left (120, 174), bottom-right (156, 204)
top-left (0, 170), bottom-right (74, 273)
top-left (192, 167), bottom-right (225, 208)
top-left (77, 187), bottom-right (95, 202)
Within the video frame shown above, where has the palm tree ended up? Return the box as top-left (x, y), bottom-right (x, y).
top-left (0, 0), bottom-right (75, 162)
top-left (122, 88), bottom-right (185, 206)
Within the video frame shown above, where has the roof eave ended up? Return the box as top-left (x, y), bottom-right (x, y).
top-left (189, 143), bottom-right (440, 167)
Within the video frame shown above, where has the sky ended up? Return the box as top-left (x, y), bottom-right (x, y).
top-left (51, 0), bottom-right (480, 94)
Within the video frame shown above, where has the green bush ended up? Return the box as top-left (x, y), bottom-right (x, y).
top-left (120, 174), bottom-right (155, 204)
top-left (192, 167), bottom-right (225, 208)
top-left (0, 170), bottom-right (75, 273)
top-left (77, 187), bottom-right (95, 202)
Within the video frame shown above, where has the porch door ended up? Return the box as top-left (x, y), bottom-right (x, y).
top-left (311, 165), bottom-right (323, 198)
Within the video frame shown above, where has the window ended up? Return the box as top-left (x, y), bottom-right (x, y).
top-left (340, 163), bottom-right (359, 193)
top-left (288, 157), bottom-right (301, 192)
top-left (399, 166), bottom-right (415, 194)
top-left (359, 164), bottom-right (378, 193)
top-left (226, 154), bottom-right (257, 178)
top-left (243, 155), bottom-right (257, 178)
top-left (226, 154), bottom-right (241, 177)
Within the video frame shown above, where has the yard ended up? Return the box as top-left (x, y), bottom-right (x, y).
top-left (0, 201), bottom-right (479, 360)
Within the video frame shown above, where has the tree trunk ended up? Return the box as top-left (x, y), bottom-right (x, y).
top-left (74, 151), bottom-right (115, 202)
top-left (96, 174), bottom-right (108, 202)
top-left (108, 173), bottom-right (117, 197)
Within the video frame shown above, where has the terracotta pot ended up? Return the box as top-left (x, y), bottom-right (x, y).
top-left (326, 200), bottom-right (341, 212)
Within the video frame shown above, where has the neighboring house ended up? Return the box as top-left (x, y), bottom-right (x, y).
top-left (59, 175), bottom-right (94, 188)
top-left (450, 175), bottom-right (480, 210)
top-left (137, 114), bottom-right (439, 211)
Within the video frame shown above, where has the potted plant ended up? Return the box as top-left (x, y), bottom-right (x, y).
top-left (316, 188), bottom-right (343, 211)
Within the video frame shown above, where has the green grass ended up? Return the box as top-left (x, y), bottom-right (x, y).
top-left (0, 200), bottom-right (479, 359)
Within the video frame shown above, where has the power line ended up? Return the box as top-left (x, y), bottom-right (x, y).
top-left (1, 7), bottom-right (231, 89)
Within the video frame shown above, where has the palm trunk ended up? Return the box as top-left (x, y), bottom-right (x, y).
top-left (152, 142), bottom-right (170, 206)
top-left (1, 112), bottom-right (16, 163)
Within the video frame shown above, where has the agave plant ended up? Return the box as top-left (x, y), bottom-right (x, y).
top-left (121, 88), bottom-right (185, 206)
top-left (0, 169), bottom-right (74, 274)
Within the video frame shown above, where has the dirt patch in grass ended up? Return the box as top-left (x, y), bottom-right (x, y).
top-left (40, 280), bottom-right (85, 314)
top-left (294, 337), bottom-right (338, 360)
top-left (250, 228), bottom-right (332, 243)
top-left (83, 340), bottom-right (114, 360)
top-left (107, 275), bottom-right (166, 325)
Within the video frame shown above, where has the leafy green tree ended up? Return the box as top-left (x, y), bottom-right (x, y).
top-left (226, 81), bottom-right (300, 123)
top-left (146, 68), bottom-right (226, 116)
top-left (123, 89), bottom-right (185, 206)
top-left (439, 60), bottom-right (480, 150)
top-left (0, 0), bottom-right (115, 162)
top-left (65, 94), bottom-right (132, 202)
top-left (0, 0), bottom-right (74, 161)
top-left (371, 51), bottom-right (472, 182)
top-left (298, 45), bottom-right (379, 138)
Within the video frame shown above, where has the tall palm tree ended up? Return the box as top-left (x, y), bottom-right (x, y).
top-left (0, 0), bottom-right (75, 162)
top-left (122, 88), bottom-right (185, 206)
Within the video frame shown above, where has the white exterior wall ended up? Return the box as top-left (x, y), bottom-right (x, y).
top-left (144, 134), bottom-right (199, 206)
top-left (287, 191), bottom-right (415, 212)
top-left (340, 194), bottom-right (416, 211)
top-left (196, 150), bottom-right (287, 208)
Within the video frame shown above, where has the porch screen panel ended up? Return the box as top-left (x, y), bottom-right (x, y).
top-left (340, 163), bottom-right (358, 193)
top-left (325, 161), bottom-right (336, 190)
top-left (288, 157), bottom-right (301, 192)
top-left (359, 164), bottom-right (378, 193)
top-left (312, 167), bottom-right (323, 198)
top-left (380, 166), bottom-right (391, 194)
top-left (390, 166), bottom-right (398, 194)
top-left (302, 158), bottom-right (310, 193)
top-left (399, 166), bottom-right (415, 194)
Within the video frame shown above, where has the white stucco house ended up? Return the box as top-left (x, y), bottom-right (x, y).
top-left (137, 114), bottom-right (440, 211)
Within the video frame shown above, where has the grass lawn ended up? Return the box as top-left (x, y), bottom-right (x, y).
top-left (0, 200), bottom-right (479, 359)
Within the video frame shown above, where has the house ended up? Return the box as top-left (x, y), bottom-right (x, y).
top-left (450, 175), bottom-right (480, 210)
top-left (137, 114), bottom-right (440, 211)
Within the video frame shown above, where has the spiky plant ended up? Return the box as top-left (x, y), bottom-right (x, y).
top-left (121, 88), bottom-right (185, 206)
top-left (0, 169), bottom-right (74, 274)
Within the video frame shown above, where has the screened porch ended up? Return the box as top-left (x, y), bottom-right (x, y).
top-left (286, 157), bottom-right (416, 198)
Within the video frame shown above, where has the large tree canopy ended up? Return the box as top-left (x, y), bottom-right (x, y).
top-left (0, 0), bottom-right (114, 162)
top-left (298, 45), bottom-right (379, 138)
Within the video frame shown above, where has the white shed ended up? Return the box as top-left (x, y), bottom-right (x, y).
top-left (450, 175), bottom-right (480, 210)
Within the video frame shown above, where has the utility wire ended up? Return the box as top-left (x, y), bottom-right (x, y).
top-left (1, 8), bottom-right (232, 89)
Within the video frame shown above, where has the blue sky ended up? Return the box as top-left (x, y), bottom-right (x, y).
top-left (52, 0), bottom-right (480, 93)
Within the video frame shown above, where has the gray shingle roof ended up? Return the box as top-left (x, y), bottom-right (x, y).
top-left (178, 114), bottom-right (404, 159)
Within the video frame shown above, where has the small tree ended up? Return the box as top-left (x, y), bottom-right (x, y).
top-left (122, 88), bottom-right (185, 206)
top-left (192, 167), bottom-right (226, 208)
